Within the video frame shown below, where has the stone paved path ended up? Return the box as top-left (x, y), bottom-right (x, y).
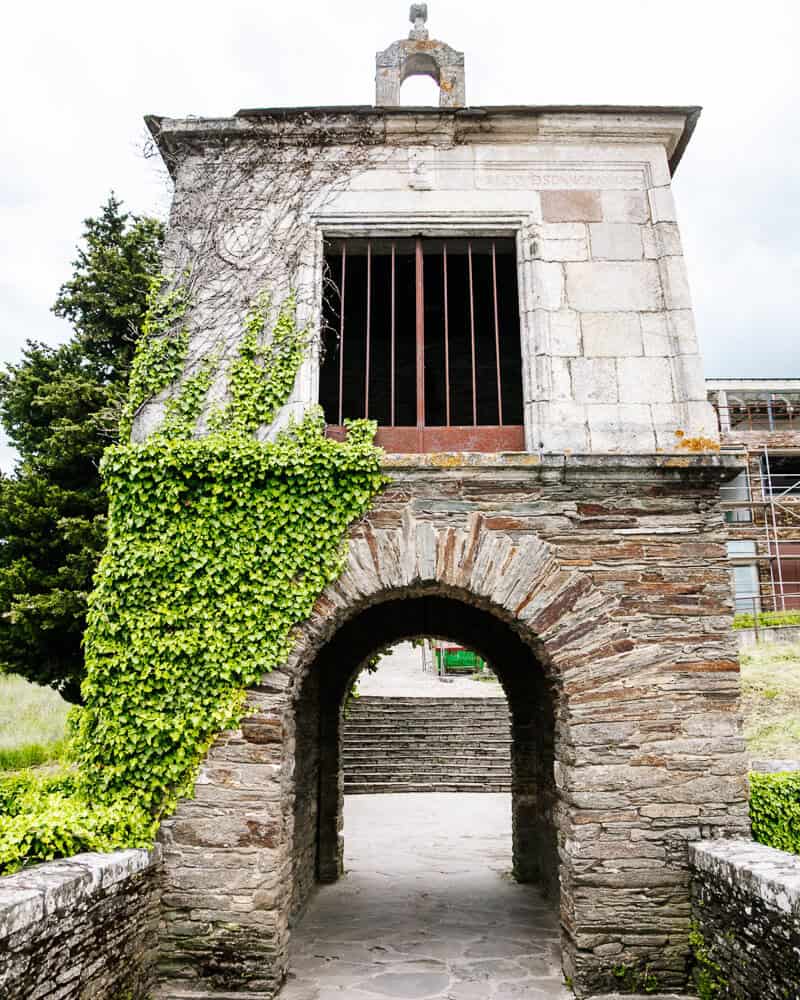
top-left (356, 643), bottom-right (504, 699)
top-left (279, 794), bottom-right (570, 999)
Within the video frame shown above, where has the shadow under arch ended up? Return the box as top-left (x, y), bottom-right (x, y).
top-left (290, 591), bottom-right (561, 930)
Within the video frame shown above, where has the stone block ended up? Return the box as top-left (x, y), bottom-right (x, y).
top-left (617, 358), bottom-right (674, 404)
top-left (571, 358), bottom-right (618, 404)
top-left (648, 185), bottom-right (678, 223)
top-left (565, 261), bottom-right (662, 312)
top-left (658, 256), bottom-right (693, 310)
top-left (652, 401), bottom-right (720, 450)
top-left (551, 357), bottom-right (573, 401)
top-left (642, 222), bottom-right (683, 258)
top-left (640, 310), bottom-right (698, 357)
top-left (534, 400), bottom-right (589, 452)
top-left (541, 190), bottom-right (603, 222)
top-left (530, 261), bottom-right (564, 310)
top-left (589, 223), bottom-right (643, 261)
top-left (601, 190), bottom-right (649, 223)
top-left (532, 309), bottom-right (582, 357)
top-left (581, 313), bottom-right (643, 357)
top-left (533, 222), bottom-right (588, 262)
top-left (670, 354), bottom-right (708, 402)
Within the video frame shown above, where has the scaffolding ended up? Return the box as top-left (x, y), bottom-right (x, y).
top-left (718, 439), bottom-right (800, 614)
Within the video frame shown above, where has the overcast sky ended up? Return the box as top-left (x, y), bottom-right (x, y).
top-left (1, 0), bottom-right (798, 471)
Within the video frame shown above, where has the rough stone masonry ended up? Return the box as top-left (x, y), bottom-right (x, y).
top-left (0, 848), bottom-right (160, 1000)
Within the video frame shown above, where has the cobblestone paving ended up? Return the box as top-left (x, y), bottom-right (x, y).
top-left (279, 794), bottom-right (570, 999)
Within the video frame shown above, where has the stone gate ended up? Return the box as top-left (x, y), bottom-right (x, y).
top-left (157, 456), bottom-right (749, 998)
top-left (140, 9), bottom-right (751, 998)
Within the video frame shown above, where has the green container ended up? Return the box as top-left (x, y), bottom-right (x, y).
top-left (435, 647), bottom-right (486, 673)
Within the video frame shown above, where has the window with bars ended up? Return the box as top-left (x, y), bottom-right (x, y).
top-left (319, 237), bottom-right (524, 452)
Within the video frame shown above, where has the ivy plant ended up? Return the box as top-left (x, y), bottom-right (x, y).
top-left (749, 770), bottom-right (800, 854)
top-left (0, 291), bottom-right (384, 874)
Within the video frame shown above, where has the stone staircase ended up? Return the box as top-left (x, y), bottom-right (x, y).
top-left (343, 696), bottom-right (511, 793)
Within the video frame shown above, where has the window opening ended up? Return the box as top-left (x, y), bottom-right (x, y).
top-left (761, 453), bottom-right (800, 497)
top-left (320, 237), bottom-right (524, 452)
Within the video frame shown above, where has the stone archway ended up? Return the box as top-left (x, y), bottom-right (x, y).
top-left (156, 492), bottom-right (750, 1000)
top-left (158, 514), bottom-right (630, 996)
top-left (293, 594), bottom-right (560, 902)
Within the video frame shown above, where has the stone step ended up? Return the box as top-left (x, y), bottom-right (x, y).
top-left (343, 696), bottom-right (511, 793)
top-left (342, 736), bottom-right (511, 746)
top-left (342, 752), bottom-right (510, 763)
top-left (346, 711), bottom-right (510, 721)
top-left (344, 781), bottom-right (512, 793)
top-left (344, 722), bottom-right (511, 739)
top-left (347, 706), bottom-right (509, 716)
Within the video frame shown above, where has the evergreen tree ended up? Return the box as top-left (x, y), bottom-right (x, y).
top-left (0, 196), bottom-right (164, 702)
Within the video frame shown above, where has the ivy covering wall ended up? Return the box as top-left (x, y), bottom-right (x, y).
top-left (0, 287), bottom-right (383, 874)
top-left (749, 771), bottom-right (800, 855)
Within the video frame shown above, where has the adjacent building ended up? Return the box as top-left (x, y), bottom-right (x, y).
top-left (708, 379), bottom-right (800, 615)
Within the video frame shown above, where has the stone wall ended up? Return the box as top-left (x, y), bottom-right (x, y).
top-left (157, 454), bottom-right (751, 999)
top-left (0, 847), bottom-right (160, 1000)
top-left (689, 839), bottom-right (800, 999)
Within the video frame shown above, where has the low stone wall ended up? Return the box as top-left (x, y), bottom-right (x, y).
top-left (750, 758), bottom-right (800, 773)
top-left (689, 839), bottom-right (800, 999)
top-left (0, 847), bottom-right (161, 1000)
top-left (736, 624), bottom-right (800, 648)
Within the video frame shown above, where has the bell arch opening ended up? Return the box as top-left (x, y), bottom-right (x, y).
top-left (289, 593), bottom-right (562, 936)
top-left (398, 72), bottom-right (443, 105)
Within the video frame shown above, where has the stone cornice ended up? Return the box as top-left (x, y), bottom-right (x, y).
top-left (380, 451), bottom-right (744, 483)
top-left (145, 104), bottom-right (700, 179)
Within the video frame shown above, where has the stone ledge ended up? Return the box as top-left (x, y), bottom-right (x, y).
top-left (689, 839), bottom-right (800, 915)
top-left (750, 759), bottom-right (800, 773)
top-left (380, 450), bottom-right (744, 481)
top-left (0, 846), bottom-right (161, 938)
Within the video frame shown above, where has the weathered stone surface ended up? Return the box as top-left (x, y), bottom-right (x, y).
top-left (158, 456), bottom-right (750, 999)
top-left (690, 840), bottom-right (800, 999)
top-left (601, 189), bottom-right (650, 223)
top-left (565, 261), bottom-right (662, 312)
top-left (375, 7), bottom-right (466, 108)
top-left (617, 357), bottom-right (674, 404)
top-left (0, 849), bottom-right (160, 1000)
top-left (588, 223), bottom-right (643, 261)
top-left (571, 358), bottom-right (618, 404)
top-left (541, 190), bottom-right (603, 222)
top-left (581, 313), bottom-right (643, 357)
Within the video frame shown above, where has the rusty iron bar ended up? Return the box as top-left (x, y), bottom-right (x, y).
top-left (390, 241), bottom-right (396, 427)
top-left (415, 238), bottom-right (425, 434)
top-left (337, 243), bottom-right (346, 426)
top-left (443, 242), bottom-right (451, 427)
top-left (364, 241), bottom-right (372, 418)
top-left (468, 240), bottom-right (477, 426)
top-left (491, 241), bottom-right (503, 426)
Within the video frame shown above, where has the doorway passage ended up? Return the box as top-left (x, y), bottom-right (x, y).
top-left (285, 595), bottom-right (563, 996)
top-left (279, 794), bottom-right (568, 1000)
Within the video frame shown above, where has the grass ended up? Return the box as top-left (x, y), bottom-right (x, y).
top-left (740, 642), bottom-right (800, 758)
top-left (0, 674), bottom-right (70, 772)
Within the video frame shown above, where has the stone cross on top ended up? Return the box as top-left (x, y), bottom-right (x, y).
top-left (409, 4), bottom-right (429, 39)
top-left (375, 5), bottom-right (466, 107)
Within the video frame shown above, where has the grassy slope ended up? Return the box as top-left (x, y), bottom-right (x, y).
top-left (0, 674), bottom-right (70, 770)
top-left (740, 642), bottom-right (800, 759)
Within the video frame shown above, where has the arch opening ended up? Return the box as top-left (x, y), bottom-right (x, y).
top-left (398, 72), bottom-right (443, 106)
top-left (289, 594), bottom-right (562, 972)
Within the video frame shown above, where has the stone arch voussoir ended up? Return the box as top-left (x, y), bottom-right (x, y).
top-left (283, 511), bottom-right (633, 691)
